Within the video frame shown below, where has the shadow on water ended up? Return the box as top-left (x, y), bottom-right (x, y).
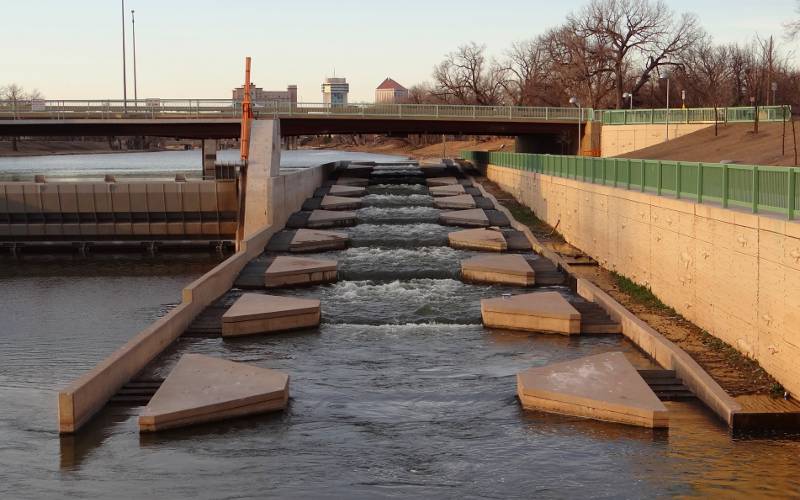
top-left (59, 406), bottom-right (137, 471)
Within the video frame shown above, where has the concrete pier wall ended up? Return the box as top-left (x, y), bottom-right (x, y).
top-left (600, 123), bottom-right (711, 157)
top-left (57, 164), bottom-right (329, 433)
top-left (486, 163), bottom-right (800, 397)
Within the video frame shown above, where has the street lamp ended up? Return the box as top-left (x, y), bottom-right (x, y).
top-left (622, 92), bottom-right (633, 110)
top-left (569, 96), bottom-right (582, 156)
top-left (131, 9), bottom-right (138, 104)
top-left (121, 0), bottom-right (127, 113)
top-left (660, 69), bottom-right (671, 142)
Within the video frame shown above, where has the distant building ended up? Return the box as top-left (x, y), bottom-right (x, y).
top-left (232, 83), bottom-right (297, 103)
top-left (322, 77), bottom-right (349, 106)
top-left (375, 78), bottom-right (409, 104)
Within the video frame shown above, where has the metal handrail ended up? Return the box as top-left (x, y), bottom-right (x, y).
top-left (0, 99), bottom-right (788, 125)
top-left (601, 105), bottom-right (791, 125)
top-left (463, 150), bottom-right (799, 220)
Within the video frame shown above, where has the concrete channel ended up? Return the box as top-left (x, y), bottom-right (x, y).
top-left (60, 158), bottom-right (792, 442)
top-left (76, 160), bottom-right (736, 432)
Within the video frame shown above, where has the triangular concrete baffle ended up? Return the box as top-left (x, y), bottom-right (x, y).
top-left (481, 291), bottom-right (580, 334)
top-left (426, 176), bottom-right (459, 187)
top-left (439, 208), bottom-right (489, 227)
top-left (289, 229), bottom-right (349, 252)
top-left (448, 228), bottom-right (507, 252)
top-left (222, 293), bottom-right (321, 337)
top-left (429, 184), bottom-right (466, 197)
top-left (320, 195), bottom-right (362, 210)
top-left (462, 254), bottom-right (535, 286)
top-left (434, 194), bottom-right (476, 210)
top-left (265, 256), bottom-right (337, 287)
top-left (307, 209), bottom-right (357, 228)
top-left (328, 185), bottom-right (366, 197)
top-left (139, 354), bottom-right (289, 432)
top-left (517, 351), bottom-right (669, 428)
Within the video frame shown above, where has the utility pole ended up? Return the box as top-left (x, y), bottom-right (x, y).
top-left (131, 9), bottom-right (138, 103)
top-left (121, 0), bottom-right (127, 113)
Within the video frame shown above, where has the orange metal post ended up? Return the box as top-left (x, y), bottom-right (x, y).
top-left (235, 57), bottom-right (253, 250)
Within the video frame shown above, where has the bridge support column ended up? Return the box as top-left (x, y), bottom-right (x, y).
top-left (243, 120), bottom-right (282, 238)
top-left (202, 139), bottom-right (218, 179)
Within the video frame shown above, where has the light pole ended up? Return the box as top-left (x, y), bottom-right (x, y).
top-left (772, 81), bottom-right (778, 107)
top-left (622, 92), bottom-right (633, 110)
top-left (569, 96), bottom-right (582, 156)
top-left (121, 0), bottom-right (127, 113)
top-left (131, 9), bottom-right (138, 104)
top-left (660, 69), bottom-right (671, 142)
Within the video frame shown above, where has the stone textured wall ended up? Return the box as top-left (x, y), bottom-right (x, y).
top-left (601, 123), bottom-right (712, 157)
top-left (487, 164), bottom-right (800, 396)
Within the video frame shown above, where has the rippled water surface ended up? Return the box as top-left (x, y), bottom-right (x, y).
top-left (2, 158), bottom-right (800, 498)
top-left (0, 149), bottom-right (408, 181)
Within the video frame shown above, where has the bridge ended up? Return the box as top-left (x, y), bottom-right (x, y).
top-left (1, 100), bottom-right (788, 155)
top-left (0, 100), bottom-right (595, 154)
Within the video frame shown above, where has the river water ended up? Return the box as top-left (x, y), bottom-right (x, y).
top-left (1, 154), bottom-right (800, 498)
top-left (0, 149), bottom-right (408, 181)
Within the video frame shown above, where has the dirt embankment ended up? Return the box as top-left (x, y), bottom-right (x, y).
top-left (302, 136), bottom-right (515, 162)
top-left (478, 176), bottom-right (779, 397)
top-left (620, 121), bottom-right (799, 167)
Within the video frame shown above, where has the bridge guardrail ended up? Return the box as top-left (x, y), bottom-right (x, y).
top-left (0, 100), bottom-right (596, 122)
top-left (601, 106), bottom-right (791, 125)
top-left (462, 150), bottom-right (800, 220)
top-left (0, 99), bottom-right (789, 126)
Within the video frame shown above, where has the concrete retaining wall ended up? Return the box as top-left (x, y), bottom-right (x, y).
top-left (0, 180), bottom-right (238, 239)
top-left (57, 164), bottom-right (327, 433)
top-left (601, 123), bottom-right (711, 157)
top-left (486, 164), bottom-right (800, 398)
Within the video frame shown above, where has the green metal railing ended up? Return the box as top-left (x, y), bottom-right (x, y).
top-left (462, 150), bottom-right (799, 220)
top-left (600, 105), bottom-right (790, 125)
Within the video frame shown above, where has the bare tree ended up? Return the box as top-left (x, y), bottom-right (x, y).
top-left (501, 38), bottom-right (555, 106)
top-left (569, 0), bottom-right (703, 108)
top-left (1, 84), bottom-right (43, 151)
top-left (542, 26), bottom-right (617, 108)
top-left (786, 0), bottom-right (800, 39)
top-left (415, 0), bottom-right (800, 114)
top-left (677, 39), bottom-right (732, 107)
top-left (432, 43), bottom-right (506, 105)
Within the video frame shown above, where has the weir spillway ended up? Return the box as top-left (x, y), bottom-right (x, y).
top-left (33, 160), bottom-right (800, 496)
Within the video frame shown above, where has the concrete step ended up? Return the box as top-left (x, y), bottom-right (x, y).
top-left (526, 257), bottom-right (565, 286)
top-left (571, 301), bottom-right (623, 334)
top-left (109, 378), bottom-right (164, 406)
top-left (637, 369), bottom-right (695, 401)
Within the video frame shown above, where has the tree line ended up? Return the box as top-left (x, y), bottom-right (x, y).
top-left (409, 0), bottom-right (800, 111)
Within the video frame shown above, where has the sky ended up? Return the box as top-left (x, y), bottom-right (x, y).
top-left (2, 0), bottom-right (798, 102)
